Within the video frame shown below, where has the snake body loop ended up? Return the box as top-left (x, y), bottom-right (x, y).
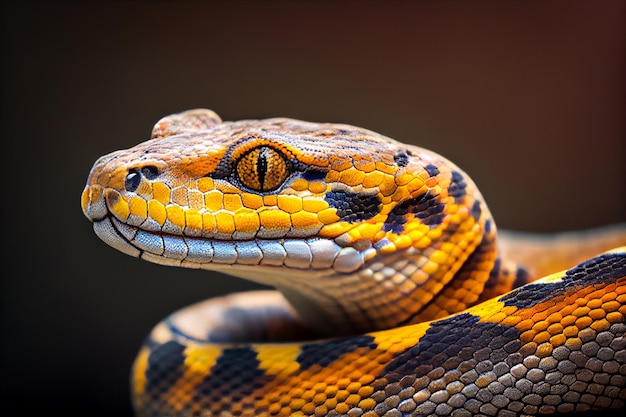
top-left (82, 109), bottom-right (626, 416)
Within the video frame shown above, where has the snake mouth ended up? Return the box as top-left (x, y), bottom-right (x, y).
top-left (92, 214), bottom-right (374, 274)
top-left (94, 214), bottom-right (376, 335)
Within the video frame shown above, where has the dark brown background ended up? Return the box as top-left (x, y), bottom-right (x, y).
top-left (1, 1), bottom-right (624, 416)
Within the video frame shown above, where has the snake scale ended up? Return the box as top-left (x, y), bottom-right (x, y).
top-left (81, 109), bottom-right (626, 417)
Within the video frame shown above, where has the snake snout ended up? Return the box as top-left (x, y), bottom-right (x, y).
top-left (81, 184), bottom-right (107, 222)
top-left (81, 182), bottom-right (141, 258)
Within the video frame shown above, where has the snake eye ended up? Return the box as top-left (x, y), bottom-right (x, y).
top-left (236, 146), bottom-right (289, 191)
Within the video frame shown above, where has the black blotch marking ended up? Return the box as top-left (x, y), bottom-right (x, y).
top-left (487, 257), bottom-right (503, 287)
top-left (210, 136), bottom-right (256, 180)
top-left (383, 191), bottom-right (445, 233)
top-left (512, 267), bottom-right (531, 288)
top-left (394, 150), bottom-right (409, 167)
top-left (484, 219), bottom-right (492, 234)
top-left (471, 200), bottom-right (482, 221)
top-left (297, 335), bottom-right (376, 370)
top-left (105, 188), bottom-right (120, 207)
top-left (144, 340), bottom-right (186, 396)
top-left (194, 346), bottom-right (269, 404)
top-left (301, 169), bottom-right (327, 181)
top-left (499, 253), bottom-right (626, 309)
top-left (210, 160), bottom-right (231, 179)
top-left (448, 170), bottom-right (467, 200)
top-left (425, 164), bottom-right (440, 177)
top-left (325, 190), bottom-right (381, 222)
top-left (382, 313), bottom-right (521, 377)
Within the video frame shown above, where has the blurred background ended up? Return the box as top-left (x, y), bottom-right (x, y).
top-left (1, 1), bottom-right (624, 415)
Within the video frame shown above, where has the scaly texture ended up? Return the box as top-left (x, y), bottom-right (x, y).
top-left (81, 109), bottom-right (626, 416)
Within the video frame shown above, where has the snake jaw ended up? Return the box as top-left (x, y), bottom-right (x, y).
top-left (84, 186), bottom-right (376, 275)
top-left (92, 216), bottom-right (141, 258)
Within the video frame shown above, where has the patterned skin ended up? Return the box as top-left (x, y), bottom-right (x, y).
top-left (81, 109), bottom-right (626, 416)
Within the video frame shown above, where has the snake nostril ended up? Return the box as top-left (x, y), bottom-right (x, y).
top-left (141, 165), bottom-right (159, 180)
top-left (125, 169), bottom-right (141, 192)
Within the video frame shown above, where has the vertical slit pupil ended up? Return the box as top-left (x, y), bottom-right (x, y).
top-left (257, 149), bottom-right (268, 189)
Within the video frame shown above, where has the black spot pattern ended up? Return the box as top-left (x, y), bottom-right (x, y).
top-left (383, 191), bottom-right (445, 233)
top-left (424, 164), bottom-right (440, 177)
top-left (512, 267), bottom-right (531, 288)
top-left (487, 257), bottom-right (503, 287)
top-left (471, 200), bottom-right (481, 221)
top-left (145, 340), bottom-right (187, 397)
top-left (382, 313), bottom-right (520, 376)
top-left (297, 335), bottom-right (376, 370)
top-left (301, 169), bottom-right (327, 181)
top-left (394, 150), bottom-right (409, 167)
top-left (194, 347), bottom-right (269, 406)
top-left (499, 253), bottom-right (626, 309)
top-left (324, 190), bottom-right (381, 222)
top-left (448, 170), bottom-right (467, 200)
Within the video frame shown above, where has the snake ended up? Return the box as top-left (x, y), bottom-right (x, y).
top-left (81, 109), bottom-right (626, 416)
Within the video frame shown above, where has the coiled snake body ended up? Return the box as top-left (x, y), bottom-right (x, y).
top-left (81, 109), bottom-right (626, 416)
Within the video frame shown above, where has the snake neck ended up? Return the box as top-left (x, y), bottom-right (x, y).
top-left (229, 224), bottom-right (502, 338)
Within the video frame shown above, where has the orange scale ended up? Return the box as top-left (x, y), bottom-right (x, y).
top-left (339, 168), bottom-right (366, 187)
top-left (312, 392), bottom-right (327, 405)
top-left (374, 161), bottom-right (397, 175)
top-left (606, 311), bottom-right (624, 323)
top-left (223, 194), bottom-right (243, 212)
top-left (358, 398), bottom-right (377, 411)
top-left (308, 181), bottom-right (327, 194)
top-left (531, 320), bottom-right (550, 332)
top-left (334, 403), bottom-right (350, 414)
top-left (546, 322), bottom-right (564, 335)
top-left (549, 333), bottom-right (567, 347)
top-left (535, 342), bottom-right (554, 357)
top-left (575, 316), bottom-right (593, 329)
top-left (165, 204), bottom-right (186, 229)
top-left (602, 300), bottom-right (621, 312)
top-left (314, 405), bottom-right (328, 416)
top-left (110, 194), bottom-right (131, 221)
top-left (300, 403), bottom-right (315, 415)
top-left (324, 397), bottom-right (338, 409)
top-left (588, 308), bottom-right (606, 320)
top-left (590, 318), bottom-right (610, 332)
top-left (353, 158), bottom-right (376, 173)
top-left (345, 393), bottom-right (361, 406)
top-left (520, 330), bottom-right (536, 344)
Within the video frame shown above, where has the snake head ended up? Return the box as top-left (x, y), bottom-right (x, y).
top-left (82, 109), bottom-right (496, 333)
